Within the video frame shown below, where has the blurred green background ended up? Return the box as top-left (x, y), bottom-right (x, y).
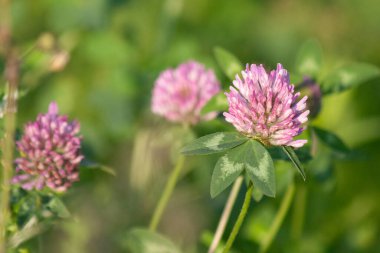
top-left (8, 0), bottom-right (380, 252)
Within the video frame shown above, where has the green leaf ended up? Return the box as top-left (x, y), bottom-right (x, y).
top-left (7, 216), bottom-right (48, 249)
top-left (125, 228), bottom-right (182, 253)
top-left (252, 187), bottom-right (264, 202)
top-left (268, 146), bottom-right (312, 163)
top-left (181, 132), bottom-right (248, 156)
top-left (281, 146), bottom-right (306, 181)
top-left (47, 197), bottom-right (71, 218)
top-left (210, 144), bottom-right (247, 198)
top-left (295, 39), bottom-right (323, 78)
top-left (210, 140), bottom-right (276, 198)
top-left (245, 140), bottom-right (276, 197)
top-left (214, 47), bottom-right (243, 80)
top-left (308, 148), bottom-right (334, 183)
top-left (321, 63), bottom-right (380, 94)
top-left (312, 126), bottom-right (350, 153)
top-left (80, 159), bottom-right (116, 176)
top-left (201, 91), bottom-right (228, 114)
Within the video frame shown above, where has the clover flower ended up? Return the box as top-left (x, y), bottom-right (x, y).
top-left (13, 102), bottom-right (83, 192)
top-left (224, 64), bottom-right (309, 148)
top-left (297, 77), bottom-right (322, 118)
top-left (152, 60), bottom-right (221, 125)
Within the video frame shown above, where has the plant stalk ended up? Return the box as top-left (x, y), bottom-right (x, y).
top-left (259, 182), bottom-right (295, 253)
top-left (0, 58), bottom-right (19, 253)
top-left (208, 176), bottom-right (243, 253)
top-left (222, 182), bottom-right (253, 253)
top-left (149, 155), bottom-right (185, 231)
top-left (0, 0), bottom-right (19, 251)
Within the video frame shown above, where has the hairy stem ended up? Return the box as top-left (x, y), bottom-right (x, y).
top-left (0, 0), bottom-right (19, 251)
top-left (259, 182), bottom-right (295, 253)
top-left (149, 155), bottom-right (185, 231)
top-left (208, 176), bottom-right (243, 253)
top-left (222, 182), bottom-right (253, 253)
top-left (0, 0), bottom-right (11, 56)
top-left (0, 57), bottom-right (18, 253)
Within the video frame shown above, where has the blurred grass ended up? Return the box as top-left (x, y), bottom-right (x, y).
top-left (4, 0), bottom-right (380, 252)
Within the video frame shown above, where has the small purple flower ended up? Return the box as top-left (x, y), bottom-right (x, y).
top-left (297, 77), bottom-right (322, 118)
top-left (13, 102), bottom-right (83, 192)
top-left (224, 64), bottom-right (310, 148)
top-left (152, 60), bottom-right (221, 125)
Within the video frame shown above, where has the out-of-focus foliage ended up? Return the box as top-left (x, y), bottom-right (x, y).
top-left (5, 0), bottom-right (380, 252)
top-left (124, 228), bottom-right (182, 253)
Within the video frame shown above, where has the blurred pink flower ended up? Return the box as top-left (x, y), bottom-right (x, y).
top-left (13, 102), bottom-right (83, 192)
top-left (152, 60), bottom-right (221, 125)
top-left (297, 77), bottom-right (322, 118)
top-left (224, 64), bottom-right (309, 148)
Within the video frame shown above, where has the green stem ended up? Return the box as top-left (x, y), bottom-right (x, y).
top-left (259, 183), bottom-right (295, 253)
top-left (0, 0), bottom-right (11, 55)
top-left (222, 182), bottom-right (253, 253)
top-left (149, 155), bottom-right (185, 231)
top-left (208, 176), bottom-right (243, 253)
top-left (0, 0), bottom-right (19, 246)
top-left (0, 0), bottom-right (12, 248)
top-left (1, 66), bottom-right (18, 252)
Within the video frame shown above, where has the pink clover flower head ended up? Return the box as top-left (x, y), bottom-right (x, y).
top-left (13, 102), bottom-right (83, 192)
top-left (151, 60), bottom-right (221, 125)
top-left (224, 63), bottom-right (310, 148)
